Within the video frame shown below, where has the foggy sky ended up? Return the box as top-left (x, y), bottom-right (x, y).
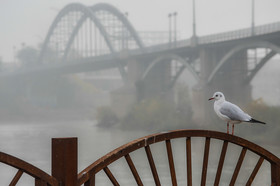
top-left (1, 0), bottom-right (280, 62)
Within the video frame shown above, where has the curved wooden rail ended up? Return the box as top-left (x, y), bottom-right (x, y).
top-left (0, 151), bottom-right (59, 186)
top-left (78, 129), bottom-right (280, 185)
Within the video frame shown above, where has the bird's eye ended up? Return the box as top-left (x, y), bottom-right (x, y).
top-left (216, 95), bottom-right (218, 97)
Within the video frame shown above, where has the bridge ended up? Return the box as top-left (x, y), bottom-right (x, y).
top-left (5, 3), bottom-right (280, 122)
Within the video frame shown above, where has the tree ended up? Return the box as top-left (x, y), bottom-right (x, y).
top-left (17, 46), bottom-right (38, 67)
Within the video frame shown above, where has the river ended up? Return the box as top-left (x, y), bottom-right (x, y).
top-left (0, 120), bottom-right (149, 185)
top-left (0, 120), bottom-right (279, 185)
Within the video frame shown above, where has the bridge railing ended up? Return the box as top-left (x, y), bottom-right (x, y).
top-left (255, 22), bottom-right (280, 35)
top-left (199, 28), bottom-right (251, 44)
top-left (119, 21), bottom-right (280, 56)
top-left (199, 22), bottom-right (280, 44)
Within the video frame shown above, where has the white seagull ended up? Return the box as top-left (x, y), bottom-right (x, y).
top-left (208, 92), bottom-right (265, 135)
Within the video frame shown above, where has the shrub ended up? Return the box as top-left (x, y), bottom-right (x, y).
top-left (96, 106), bottom-right (119, 127)
top-left (120, 97), bottom-right (193, 131)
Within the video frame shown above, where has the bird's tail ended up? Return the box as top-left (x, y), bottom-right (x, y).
top-left (249, 118), bottom-right (266, 124)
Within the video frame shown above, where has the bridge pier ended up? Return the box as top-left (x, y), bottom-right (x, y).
top-left (110, 59), bottom-right (146, 117)
top-left (111, 58), bottom-right (175, 118)
top-left (192, 47), bottom-right (252, 124)
top-left (139, 59), bottom-right (172, 100)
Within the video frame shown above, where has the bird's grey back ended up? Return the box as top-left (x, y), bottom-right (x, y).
top-left (219, 101), bottom-right (251, 121)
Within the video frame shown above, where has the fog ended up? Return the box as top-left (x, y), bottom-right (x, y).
top-left (1, 0), bottom-right (280, 185)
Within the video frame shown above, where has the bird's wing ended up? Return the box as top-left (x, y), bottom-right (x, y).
top-left (219, 101), bottom-right (251, 121)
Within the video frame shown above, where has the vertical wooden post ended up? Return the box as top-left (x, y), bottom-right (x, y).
top-left (271, 163), bottom-right (280, 186)
top-left (52, 137), bottom-right (77, 186)
top-left (186, 137), bottom-right (192, 186)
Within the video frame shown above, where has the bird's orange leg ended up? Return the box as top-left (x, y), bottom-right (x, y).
top-left (232, 124), bottom-right (234, 135)
top-left (227, 122), bottom-right (229, 134)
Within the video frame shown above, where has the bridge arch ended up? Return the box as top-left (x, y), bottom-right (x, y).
top-left (141, 54), bottom-right (199, 89)
top-left (207, 41), bottom-right (280, 84)
top-left (90, 3), bottom-right (144, 49)
top-left (38, 3), bottom-right (106, 61)
top-left (62, 3), bottom-right (144, 60)
top-left (38, 3), bottom-right (144, 80)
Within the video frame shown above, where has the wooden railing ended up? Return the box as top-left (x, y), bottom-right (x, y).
top-left (1, 130), bottom-right (280, 185)
top-left (78, 130), bottom-right (280, 185)
top-left (0, 138), bottom-right (77, 186)
top-left (0, 152), bottom-right (59, 186)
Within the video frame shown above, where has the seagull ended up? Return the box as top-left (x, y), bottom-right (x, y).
top-left (208, 92), bottom-right (265, 135)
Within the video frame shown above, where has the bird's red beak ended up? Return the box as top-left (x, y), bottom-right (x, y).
top-left (208, 97), bottom-right (214, 101)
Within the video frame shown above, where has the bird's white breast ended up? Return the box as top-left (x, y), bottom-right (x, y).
top-left (214, 101), bottom-right (230, 121)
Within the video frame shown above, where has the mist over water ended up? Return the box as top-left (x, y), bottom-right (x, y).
top-left (1, 1), bottom-right (280, 185)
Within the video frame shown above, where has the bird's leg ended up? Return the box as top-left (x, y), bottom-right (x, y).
top-left (227, 122), bottom-right (229, 134)
top-left (232, 124), bottom-right (235, 135)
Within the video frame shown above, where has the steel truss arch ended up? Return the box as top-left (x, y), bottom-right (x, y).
top-left (38, 3), bottom-right (114, 61)
top-left (62, 14), bottom-right (89, 60)
top-left (141, 54), bottom-right (199, 89)
top-left (38, 3), bottom-right (144, 80)
top-left (62, 3), bottom-right (144, 60)
top-left (90, 3), bottom-right (144, 49)
top-left (207, 41), bottom-right (280, 84)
